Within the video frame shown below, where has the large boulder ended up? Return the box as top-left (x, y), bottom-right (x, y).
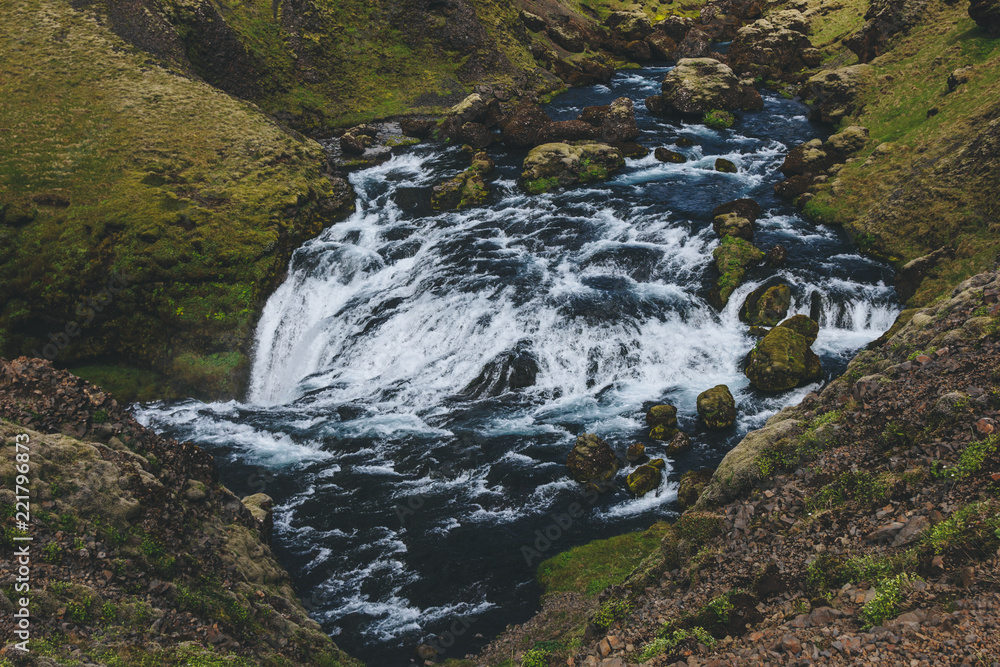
top-left (710, 237), bottom-right (766, 307)
top-left (601, 97), bottom-right (641, 144)
top-left (665, 431), bottom-right (691, 456)
top-left (740, 283), bottom-right (792, 326)
top-left (626, 458), bottom-right (665, 496)
top-left (548, 23), bottom-right (586, 52)
top-left (501, 103), bottom-right (551, 148)
top-left (654, 15), bottom-right (695, 42)
top-left (521, 142), bottom-right (625, 194)
top-left (646, 404), bottom-right (678, 440)
top-left (802, 65), bottom-right (873, 125)
top-left (655, 147), bottom-right (687, 163)
top-left (970, 0), bottom-right (1000, 36)
top-left (520, 9), bottom-right (547, 32)
top-left (431, 170), bottom-right (489, 210)
top-left (652, 59), bottom-right (759, 116)
top-left (845, 0), bottom-right (928, 62)
top-left (646, 32), bottom-right (678, 60)
top-left (566, 433), bottom-right (620, 488)
top-left (745, 320), bottom-right (822, 392)
top-left (727, 14), bottom-right (817, 81)
top-left (697, 385), bottom-right (737, 429)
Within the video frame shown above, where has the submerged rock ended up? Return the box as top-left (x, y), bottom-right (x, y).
top-left (740, 283), bottom-right (792, 327)
top-left (646, 404), bottom-right (679, 440)
top-left (521, 142), bottom-right (625, 194)
top-left (697, 385), bottom-right (737, 429)
top-left (626, 458), bottom-right (665, 496)
top-left (462, 339), bottom-right (538, 398)
top-left (567, 433), bottom-right (620, 488)
top-left (715, 157), bottom-right (738, 173)
top-left (745, 319), bottom-right (822, 392)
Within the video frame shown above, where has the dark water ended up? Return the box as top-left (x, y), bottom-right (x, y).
top-left (135, 66), bottom-right (897, 665)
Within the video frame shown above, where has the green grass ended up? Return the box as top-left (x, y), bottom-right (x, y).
top-left (537, 522), bottom-right (671, 596)
top-left (802, 2), bottom-right (1000, 305)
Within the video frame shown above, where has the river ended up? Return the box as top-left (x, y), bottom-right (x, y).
top-left (135, 65), bottom-right (897, 665)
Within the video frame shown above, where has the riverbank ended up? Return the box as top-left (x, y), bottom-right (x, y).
top-left (0, 357), bottom-right (361, 666)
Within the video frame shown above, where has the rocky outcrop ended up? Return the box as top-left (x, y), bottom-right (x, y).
top-left (970, 0), bottom-right (1000, 36)
top-left (845, 0), bottom-right (929, 62)
top-left (775, 126), bottom-right (870, 200)
top-left (712, 198), bottom-right (762, 223)
top-left (744, 316), bottom-right (823, 392)
top-left (648, 58), bottom-right (761, 117)
top-left (697, 384), bottom-right (737, 429)
top-left (521, 142), bottom-right (625, 194)
top-left (502, 102), bottom-right (552, 148)
top-left (802, 65), bottom-right (874, 125)
top-left (713, 212), bottom-right (754, 240)
top-left (0, 358), bottom-right (360, 666)
top-left (895, 246), bottom-right (957, 304)
top-left (431, 152), bottom-right (494, 210)
top-left (676, 468), bottom-right (714, 509)
top-left (727, 12), bottom-right (819, 81)
top-left (566, 433), bottom-right (620, 488)
top-left (600, 97), bottom-right (641, 144)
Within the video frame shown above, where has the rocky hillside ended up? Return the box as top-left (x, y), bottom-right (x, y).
top-left (0, 357), bottom-right (360, 666)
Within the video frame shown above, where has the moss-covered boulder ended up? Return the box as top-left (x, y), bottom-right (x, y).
top-left (709, 237), bottom-right (766, 307)
top-left (740, 284), bottom-right (792, 326)
top-left (745, 325), bottom-right (822, 392)
top-left (712, 198), bottom-right (762, 223)
top-left (655, 147), bottom-right (688, 163)
top-left (715, 157), bottom-right (739, 173)
top-left (677, 468), bottom-right (714, 509)
top-left (646, 404), bottom-right (679, 440)
top-left (713, 212), bottom-right (754, 240)
top-left (697, 384), bottom-right (737, 429)
top-left (652, 58), bottom-right (759, 115)
top-left (778, 314), bottom-right (819, 344)
top-left (626, 458), bottom-right (666, 496)
top-left (521, 142), bottom-right (625, 194)
top-left (567, 433), bottom-right (620, 489)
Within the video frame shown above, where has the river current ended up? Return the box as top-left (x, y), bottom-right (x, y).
top-left (135, 66), bottom-right (898, 664)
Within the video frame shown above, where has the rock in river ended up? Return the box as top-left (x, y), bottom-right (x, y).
top-left (697, 385), bottom-right (737, 430)
top-left (567, 433), bottom-right (620, 489)
top-left (626, 458), bottom-right (665, 496)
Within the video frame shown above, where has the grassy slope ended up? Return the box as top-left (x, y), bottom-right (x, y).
top-left (0, 0), bottom-right (347, 400)
top-left (803, 0), bottom-right (1000, 306)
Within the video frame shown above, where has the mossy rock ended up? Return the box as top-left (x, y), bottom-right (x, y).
top-left (626, 442), bottom-right (647, 462)
top-left (626, 458), bottom-right (665, 496)
top-left (566, 433), bottom-right (620, 487)
top-left (777, 314), bottom-right (819, 345)
top-left (646, 404), bottom-right (679, 440)
top-left (654, 147), bottom-right (687, 163)
top-left (715, 158), bottom-right (738, 173)
top-left (521, 142), bottom-right (625, 193)
top-left (740, 283), bottom-right (792, 327)
top-left (677, 468), bottom-right (714, 509)
top-left (431, 170), bottom-right (490, 210)
top-left (674, 511), bottom-right (724, 542)
top-left (712, 212), bottom-right (754, 240)
top-left (710, 237), bottom-right (766, 307)
top-left (745, 326), bottom-right (822, 392)
top-left (697, 384), bottom-right (737, 430)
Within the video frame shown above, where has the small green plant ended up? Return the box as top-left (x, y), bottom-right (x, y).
top-left (92, 410), bottom-right (109, 424)
top-left (705, 592), bottom-right (734, 623)
top-left (955, 434), bottom-right (998, 479)
top-left (593, 598), bottom-right (632, 630)
top-left (520, 648), bottom-right (549, 667)
top-left (703, 109), bottom-right (735, 129)
top-left (923, 501), bottom-right (1000, 555)
top-left (859, 573), bottom-right (919, 629)
top-left (42, 541), bottom-right (62, 563)
top-left (638, 626), bottom-right (716, 662)
top-left (101, 602), bottom-right (117, 622)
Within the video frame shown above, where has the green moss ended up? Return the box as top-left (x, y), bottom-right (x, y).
top-left (712, 237), bottom-right (765, 305)
top-left (593, 598), bottom-right (632, 629)
top-left (537, 522), bottom-right (671, 596)
top-left (703, 109), bottom-right (735, 129)
top-left (922, 500), bottom-right (1000, 556)
top-left (859, 573), bottom-right (919, 629)
top-left (525, 176), bottom-right (561, 195)
top-left (674, 512), bottom-right (723, 543)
